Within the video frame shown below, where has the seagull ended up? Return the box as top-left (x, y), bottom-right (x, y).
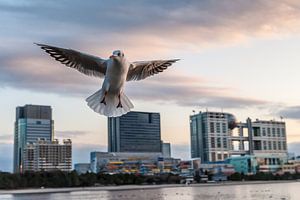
top-left (35, 43), bottom-right (179, 117)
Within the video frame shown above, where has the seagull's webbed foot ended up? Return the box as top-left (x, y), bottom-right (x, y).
top-left (100, 91), bottom-right (107, 105)
top-left (116, 93), bottom-right (123, 108)
top-left (100, 98), bottom-right (106, 105)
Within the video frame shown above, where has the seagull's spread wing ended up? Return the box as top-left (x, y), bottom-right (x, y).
top-left (36, 43), bottom-right (107, 78)
top-left (126, 59), bottom-right (179, 81)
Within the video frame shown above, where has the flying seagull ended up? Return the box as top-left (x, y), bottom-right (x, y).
top-left (35, 43), bottom-right (179, 117)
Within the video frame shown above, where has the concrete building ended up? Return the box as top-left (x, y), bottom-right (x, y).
top-left (74, 163), bottom-right (91, 174)
top-left (236, 118), bottom-right (287, 172)
top-left (23, 139), bottom-right (72, 172)
top-left (108, 111), bottom-right (161, 153)
top-left (162, 142), bottom-right (171, 157)
top-left (190, 111), bottom-right (288, 172)
top-left (13, 105), bottom-right (54, 173)
top-left (190, 111), bottom-right (237, 162)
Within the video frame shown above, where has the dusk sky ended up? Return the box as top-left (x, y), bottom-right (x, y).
top-left (1, 0), bottom-right (300, 172)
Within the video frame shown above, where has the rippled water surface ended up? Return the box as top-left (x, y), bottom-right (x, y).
top-left (1, 182), bottom-right (299, 200)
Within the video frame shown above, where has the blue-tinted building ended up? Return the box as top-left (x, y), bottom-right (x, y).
top-left (13, 105), bottom-right (54, 173)
top-left (108, 111), bottom-right (161, 153)
top-left (226, 155), bottom-right (258, 175)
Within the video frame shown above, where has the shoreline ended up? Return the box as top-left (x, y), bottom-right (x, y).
top-left (0, 180), bottom-right (299, 195)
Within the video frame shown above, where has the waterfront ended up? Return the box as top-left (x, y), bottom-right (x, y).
top-left (0, 181), bottom-right (299, 200)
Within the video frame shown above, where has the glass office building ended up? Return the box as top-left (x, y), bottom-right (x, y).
top-left (108, 111), bottom-right (161, 153)
top-left (13, 105), bottom-right (54, 173)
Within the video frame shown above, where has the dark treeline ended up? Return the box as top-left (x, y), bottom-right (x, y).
top-left (228, 172), bottom-right (300, 181)
top-left (1, 171), bottom-right (299, 189)
top-left (0, 171), bottom-right (182, 189)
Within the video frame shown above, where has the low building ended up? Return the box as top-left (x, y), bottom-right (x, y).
top-left (226, 155), bottom-right (258, 175)
top-left (74, 163), bottom-right (91, 174)
top-left (90, 151), bottom-right (180, 174)
top-left (162, 142), bottom-right (171, 157)
top-left (23, 139), bottom-right (72, 172)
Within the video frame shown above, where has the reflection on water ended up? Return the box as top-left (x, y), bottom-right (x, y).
top-left (1, 182), bottom-right (299, 200)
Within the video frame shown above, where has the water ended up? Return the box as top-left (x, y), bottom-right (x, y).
top-left (0, 182), bottom-right (299, 200)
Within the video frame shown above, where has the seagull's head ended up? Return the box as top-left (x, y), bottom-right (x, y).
top-left (110, 50), bottom-right (124, 60)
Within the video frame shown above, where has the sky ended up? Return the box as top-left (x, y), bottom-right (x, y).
top-left (1, 0), bottom-right (300, 172)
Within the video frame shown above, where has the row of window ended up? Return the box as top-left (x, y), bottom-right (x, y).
top-left (210, 137), bottom-right (228, 149)
top-left (261, 140), bottom-right (287, 151)
top-left (210, 152), bottom-right (228, 162)
top-left (254, 127), bottom-right (286, 138)
top-left (209, 122), bottom-right (227, 134)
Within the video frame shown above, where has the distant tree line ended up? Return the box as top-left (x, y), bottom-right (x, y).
top-left (228, 172), bottom-right (300, 181)
top-left (0, 171), bottom-right (182, 189)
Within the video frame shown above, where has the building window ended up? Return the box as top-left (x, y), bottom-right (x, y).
top-left (223, 138), bottom-right (227, 148)
top-left (283, 141), bottom-right (287, 150)
top-left (268, 141), bottom-right (272, 150)
top-left (210, 122), bottom-right (214, 133)
top-left (282, 128), bottom-right (285, 137)
top-left (253, 127), bottom-right (260, 137)
top-left (216, 123), bottom-right (221, 133)
top-left (267, 128), bottom-right (271, 137)
top-left (273, 141), bottom-right (277, 150)
top-left (262, 128), bottom-right (266, 136)
top-left (272, 128), bottom-right (276, 137)
top-left (263, 141), bottom-right (267, 150)
top-left (217, 138), bottom-right (221, 148)
top-left (222, 123), bottom-right (226, 133)
top-left (278, 141), bottom-right (281, 150)
top-left (277, 128), bottom-right (281, 137)
top-left (211, 137), bottom-right (215, 148)
top-left (217, 153), bottom-right (222, 160)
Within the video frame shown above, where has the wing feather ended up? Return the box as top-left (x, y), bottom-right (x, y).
top-left (35, 43), bottom-right (107, 78)
top-left (126, 59), bottom-right (179, 81)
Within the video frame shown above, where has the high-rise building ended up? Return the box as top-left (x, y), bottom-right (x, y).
top-left (23, 139), bottom-right (72, 172)
top-left (108, 111), bottom-right (161, 153)
top-left (190, 111), bottom-right (288, 167)
top-left (13, 105), bottom-right (54, 173)
top-left (190, 111), bottom-right (236, 162)
top-left (162, 142), bottom-right (171, 157)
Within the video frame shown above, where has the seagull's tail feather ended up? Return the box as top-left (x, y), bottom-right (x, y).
top-left (86, 89), bottom-right (134, 117)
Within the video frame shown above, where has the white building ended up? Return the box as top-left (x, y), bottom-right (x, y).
top-left (190, 111), bottom-right (288, 172)
top-left (23, 139), bottom-right (72, 172)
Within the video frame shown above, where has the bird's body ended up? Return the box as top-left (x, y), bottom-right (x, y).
top-left (36, 43), bottom-right (179, 117)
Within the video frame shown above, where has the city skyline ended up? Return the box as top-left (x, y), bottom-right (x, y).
top-left (1, 0), bottom-right (300, 172)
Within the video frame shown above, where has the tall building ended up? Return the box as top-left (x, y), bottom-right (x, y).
top-left (190, 111), bottom-right (288, 167)
top-left (23, 139), bottom-right (72, 172)
top-left (190, 111), bottom-right (236, 162)
top-left (108, 111), bottom-right (161, 153)
top-left (162, 142), bottom-right (171, 157)
top-left (13, 105), bottom-right (54, 173)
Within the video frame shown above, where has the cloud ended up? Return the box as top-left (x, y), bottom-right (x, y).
top-left (1, 0), bottom-right (295, 109)
top-left (127, 71), bottom-right (268, 108)
top-left (278, 106), bottom-right (300, 120)
top-left (55, 130), bottom-right (91, 139)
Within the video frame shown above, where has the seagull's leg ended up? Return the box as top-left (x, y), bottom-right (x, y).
top-left (100, 91), bottom-right (107, 105)
top-left (117, 93), bottom-right (123, 108)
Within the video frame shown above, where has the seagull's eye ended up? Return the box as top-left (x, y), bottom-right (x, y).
top-left (118, 52), bottom-right (121, 56)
